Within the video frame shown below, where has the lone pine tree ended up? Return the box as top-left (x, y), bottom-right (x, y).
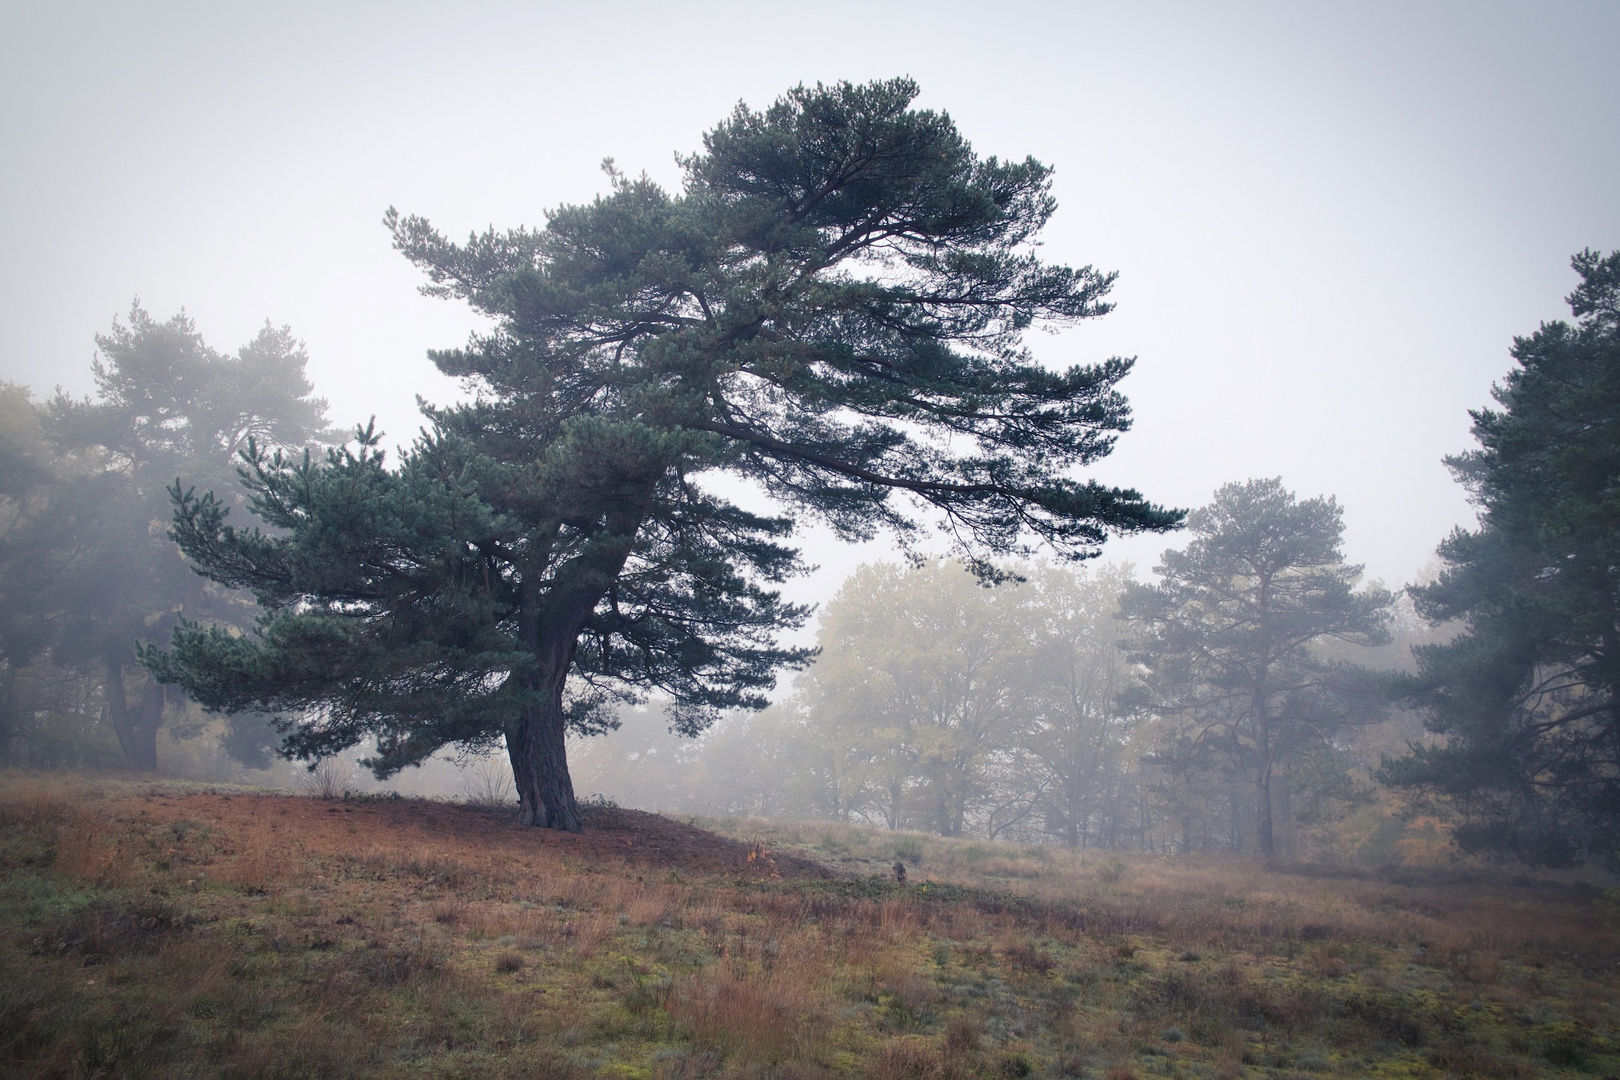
top-left (144, 79), bottom-right (1180, 831)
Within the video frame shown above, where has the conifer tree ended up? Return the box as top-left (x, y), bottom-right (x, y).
top-left (1121, 479), bottom-right (1391, 857)
top-left (146, 79), bottom-right (1180, 830)
top-left (1382, 250), bottom-right (1620, 866)
top-left (2, 307), bottom-right (332, 770)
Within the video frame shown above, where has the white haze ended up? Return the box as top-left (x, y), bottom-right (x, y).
top-left (3, 0), bottom-right (1618, 619)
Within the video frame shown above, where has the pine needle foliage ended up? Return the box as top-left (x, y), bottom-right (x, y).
top-left (1382, 250), bottom-right (1620, 866)
top-left (143, 79), bottom-right (1179, 830)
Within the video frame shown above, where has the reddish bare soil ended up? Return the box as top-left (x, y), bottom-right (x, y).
top-left (123, 787), bottom-right (835, 882)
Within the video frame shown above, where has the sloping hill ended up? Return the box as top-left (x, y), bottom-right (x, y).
top-left (3, 776), bottom-right (1617, 1079)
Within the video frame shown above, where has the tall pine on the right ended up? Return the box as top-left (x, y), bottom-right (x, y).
top-left (1383, 250), bottom-right (1620, 866)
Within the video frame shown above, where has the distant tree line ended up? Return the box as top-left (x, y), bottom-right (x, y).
top-left (9, 257), bottom-right (1618, 867)
top-left (574, 479), bottom-right (1411, 859)
top-left (575, 249), bottom-right (1620, 869)
top-left (0, 305), bottom-right (333, 774)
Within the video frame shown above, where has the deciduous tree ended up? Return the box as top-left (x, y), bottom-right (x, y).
top-left (792, 560), bottom-right (1036, 835)
top-left (1018, 562), bottom-right (1144, 849)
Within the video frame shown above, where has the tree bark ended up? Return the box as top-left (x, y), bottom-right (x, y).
top-left (508, 685), bottom-right (582, 832)
top-left (1274, 761), bottom-right (1296, 858)
top-left (105, 658), bottom-right (162, 772)
top-left (505, 510), bottom-right (645, 831)
top-left (1254, 733), bottom-right (1276, 859)
top-left (1254, 576), bottom-right (1276, 859)
top-left (505, 611), bottom-right (588, 832)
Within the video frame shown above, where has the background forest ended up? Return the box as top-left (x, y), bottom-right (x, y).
top-left (570, 554), bottom-right (1443, 865)
top-left (0, 308), bottom-right (1445, 864)
top-left (9, 241), bottom-right (1620, 873)
top-left (3, 75), bottom-right (1616, 869)
top-left (0, 306), bottom-right (334, 784)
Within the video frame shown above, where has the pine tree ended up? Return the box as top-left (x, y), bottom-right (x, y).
top-left (145, 79), bottom-right (1180, 830)
top-left (1120, 479), bottom-right (1391, 857)
top-left (1381, 250), bottom-right (1620, 866)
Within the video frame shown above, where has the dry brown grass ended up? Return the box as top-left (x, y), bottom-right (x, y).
top-left (671, 961), bottom-right (829, 1064)
top-left (3, 776), bottom-right (1619, 1079)
top-left (717, 814), bottom-right (1620, 962)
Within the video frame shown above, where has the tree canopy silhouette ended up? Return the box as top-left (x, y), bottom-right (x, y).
top-left (145, 79), bottom-right (1180, 830)
top-left (1, 307), bottom-right (331, 770)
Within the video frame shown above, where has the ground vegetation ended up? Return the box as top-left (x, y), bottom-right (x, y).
top-left (2, 776), bottom-right (1616, 1080)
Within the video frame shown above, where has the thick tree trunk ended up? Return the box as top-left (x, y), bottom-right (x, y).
top-left (105, 658), bottom-right (162, 772)
top-left (506, 687), bottom-right (581, 832)
top-left (505, 508), bottom-right (645, 832)
top-left (505, 619), bottom-right (585, 832)
top-left (1274, 762), bottom-right (1296, 858)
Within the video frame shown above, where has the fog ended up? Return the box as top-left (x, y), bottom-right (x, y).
top-left (5, 2), bottom-right (1617, 597)
top-left (3, 4), bottom-right (1620, 861)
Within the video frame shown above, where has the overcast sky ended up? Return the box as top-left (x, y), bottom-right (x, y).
top-left (4, 1), bottom-right (1618, 609)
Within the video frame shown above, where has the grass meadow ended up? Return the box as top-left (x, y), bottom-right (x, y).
top-left (2, 775), bottom-right (1617, 1079)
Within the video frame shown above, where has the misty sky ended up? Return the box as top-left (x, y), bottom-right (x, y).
top-left (4, 1), bottom-right (1618, 609)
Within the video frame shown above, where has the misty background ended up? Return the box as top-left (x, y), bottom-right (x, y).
top-left (2, 2), bottom-right (1618, 858)
top-left (6, 2), bottom-right (1618, 592)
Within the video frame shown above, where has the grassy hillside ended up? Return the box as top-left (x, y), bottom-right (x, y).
top-left (2, 776), bottom-right (1617, 1079)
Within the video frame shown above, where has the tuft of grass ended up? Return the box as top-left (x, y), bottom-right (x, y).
top-left (670, 965), bottom-right (829, 1065)
top-left (352, 944), bottom-right (443, 987)
top-left (1001, 939), bottom-right (1055, 973)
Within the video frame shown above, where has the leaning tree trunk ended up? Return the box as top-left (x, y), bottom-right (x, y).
top-left (505, 511), bottom-right (644, 832)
